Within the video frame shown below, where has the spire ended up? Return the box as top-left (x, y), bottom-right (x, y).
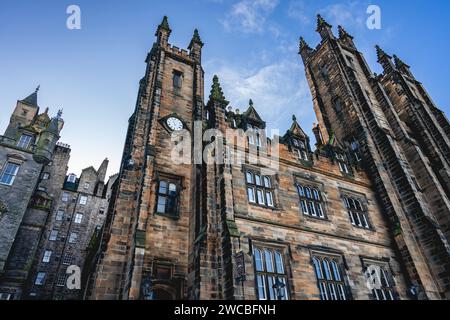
top-left (21, 86), bottom-right (40, 107)
top-left (188, 29), bottom-right (204, 62)
top-left (209, 75), bottom-right (229, 107)
top-left (158, 16), bottom-right (171, 33)
top-left (393, 54), bottom-right (413, 77)
top-left (375, 45), bottom-right (390, 61)
top-left (316, 14), bottom-right (331, 31)
top-left (299, 37), bottom-right (312, 52)
top-left (155, 16), bottom-right (172, 46)
top-left (338, 25), bottom-right (353, 40)
top-left (316, 14), bottom-right (335, 40)
top-left (189, 29), bottom-right (204, 49)
top-left (299, 37), bottom-right (313, 60)
top-left (376, 45), bottom-right (395, 74)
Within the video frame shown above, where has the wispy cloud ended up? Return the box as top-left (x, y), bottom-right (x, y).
top-left (287, 0), bottom-right (311, 25)
top-left (221, 0), bottom-right (279, 34)
top-left (320, 1), bottom-right (366, 29)
top-left (204, 57), bottom-right (314, 135)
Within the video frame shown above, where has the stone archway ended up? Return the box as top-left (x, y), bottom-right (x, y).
top-left (152, 284), bottom-right (176, 300)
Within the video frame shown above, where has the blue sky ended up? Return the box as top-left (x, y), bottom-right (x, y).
top-left (0, 0), bottom-right (449, 177)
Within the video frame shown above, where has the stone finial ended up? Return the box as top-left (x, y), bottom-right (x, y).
top-left (292, 115), bottom-right (297, 122)
top-left (393, 54), bottom-right (410, 69)
top-left (338, 25), bottom-right (353, 39)
top-left (209, 75), bottom-right (229, 106)
top-left (158, 16), bottom-right (171, 32)
top-left (57, 109), bottom-right (63, 118)
top-left (316, 14), bottom-right (332, 31)
top-left (249, 99), bottom-right (254, 107)
top-left (375, 45), bottom-right (391, 61)
top-left (375, 45), bottom-right (395, 74)
top-left (299, 37), bottom-right (312, 52)
top-left (189, 29), bottom-right (204, 48)
top-left (155, 16), bottom-right (172, 42)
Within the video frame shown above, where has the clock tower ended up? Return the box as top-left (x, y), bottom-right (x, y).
top-left (91, 16), bottom-right (204, 300)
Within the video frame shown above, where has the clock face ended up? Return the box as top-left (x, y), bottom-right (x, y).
top-left (166, 117), bottom-right (183, 131)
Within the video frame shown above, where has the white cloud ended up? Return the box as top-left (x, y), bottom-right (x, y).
top-left (320, 1), bottom-right (366, 29)
top-left (204, 57), bottom-right (314, 136)
top-left (221, 0), bottom-right (279, 34)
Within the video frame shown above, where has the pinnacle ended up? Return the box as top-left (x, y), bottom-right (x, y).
top-left (209, 75), bottom-right (228, 106)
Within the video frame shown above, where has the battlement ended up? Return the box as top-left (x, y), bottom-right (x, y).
top-left (166, 44), bottom-right (192, 61)
top-left (56, 141), bottom-right (71, 150)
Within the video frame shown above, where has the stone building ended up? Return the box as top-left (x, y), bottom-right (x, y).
top-left (25, 160), bottom-right (117, 300)
top-left (0, 88), bottom-right (65, 300)
top-left (88, 15), bottom-right (449, 300)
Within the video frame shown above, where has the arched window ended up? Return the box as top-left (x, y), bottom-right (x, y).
top-left (274, 251), bottom-right (284, 274)
top-left (322, 259), bottom-right (332, 280)
top-left (313, 257), bottom-right (323, 279)
top-left (297, 185), bottom-right (305, 197)
top-left (264, 250), bottom-right (274, 273)
top-left (245, 171), bottom-right (275, 208)
top-left (365, 264), bottom-right (396, 300)
top-left (253, 246), bottom-right (288, 300)
top-left (304, 187), bottom-right (312, 199)
top-left (343, 196), bottom-right (371, 230)
top-left (254, 249), bottom-right (264, 272)
top-left (297, 184), bottom-right (326, 220)
top-left (312, 189), bottom-right (320, 201)
top-left (312, 254), bottom-right (349, 301)
top-left (156, 178), bottom-right (181, 218)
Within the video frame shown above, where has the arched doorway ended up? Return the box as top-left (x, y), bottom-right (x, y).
top-left (152, 285), bottom-right (176, 300)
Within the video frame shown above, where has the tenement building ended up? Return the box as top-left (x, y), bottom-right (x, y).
top-left (0, 88), bottom-right (65, 300)
top-left (0, 89), bottom-right (117, 300)
top-left (89, 15), bottom-right (450, 300)
top-left (25, 161), bottom-right (118, 300)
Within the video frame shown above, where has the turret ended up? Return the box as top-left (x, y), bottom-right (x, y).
top-left (338, 25), bottom-right (355, 48)
top-left (155, 16), bottom-right (171, 47)
top-left (188, 29), bottom-right (204, 63)
top-left (376, 45), bottom-right (395, 74)
top-left (299, 37), bottom-right (313, 61)
top-left (316, 14), bottom-right (335, 40)
top-left (4, 86), bottom-right (40, 138)
top-left (208, 75), bottom-right (229, 109)
top-left (393, 54), bottom-right (413, 78)
top-left (33, 110), bottom-right (63, 164)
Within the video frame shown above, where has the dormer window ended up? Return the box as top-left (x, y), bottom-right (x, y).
top-left (336, 153), bottom-right (350, 174)
top-left (292, 138), bottom-right (308, 161)
top-left (67, 174), bottom-right (77, 184)
top-left (17, 134), bottom-right (33, 149)
top-left (247, 124), bottom-right (263, 147)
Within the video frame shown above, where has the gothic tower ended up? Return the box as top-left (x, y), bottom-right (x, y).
top-left (299, 15), bottom-right (450, 299)
top-left (91, 17), bottom-right (205, 300)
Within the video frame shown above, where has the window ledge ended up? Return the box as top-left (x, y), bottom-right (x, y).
top-left (248, 203), bottom-right (279, 211)
top-left (155, 212), bottom-right (180, 220)
top-left (351, 225), bottom-right (376, 232)
top-left (302, 214), bottom-right (329, 222)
